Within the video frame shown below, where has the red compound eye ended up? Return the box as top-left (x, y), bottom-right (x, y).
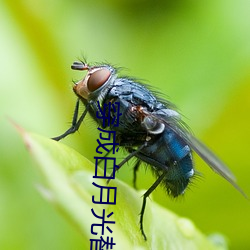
top-left (87, 68), bottom-right (111, 92)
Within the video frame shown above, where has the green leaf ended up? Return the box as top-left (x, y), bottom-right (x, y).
top-left (19, 127), bottom-right (227, 250)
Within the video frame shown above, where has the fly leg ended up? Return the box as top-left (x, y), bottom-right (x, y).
top-left (107, 143), bottom-right (146, 184)
top-left (132, 160), bottom-right (141, 189)
top-left (140, 171), bottom-right (167, 240)
top-left (52, 99), bottom-right (89, 141)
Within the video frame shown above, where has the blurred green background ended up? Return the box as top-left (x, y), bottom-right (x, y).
top-left (1, 0), bottom-right (250, 249)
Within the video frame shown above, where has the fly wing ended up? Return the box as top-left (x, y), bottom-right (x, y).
top-left (186, 133), bottom-right (236, 181)
top-left (149, 110), bottom-right (247, 198)
top-left (169, 122), bottom-right (247, 198)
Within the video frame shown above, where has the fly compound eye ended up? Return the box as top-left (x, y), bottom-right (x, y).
top-left (87, 68), bottom-right (111, 92)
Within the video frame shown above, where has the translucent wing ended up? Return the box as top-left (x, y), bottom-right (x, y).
top-left (148, 109), bottom-right (247, 198)
top-left (170, 122), bottom-right (247, 198)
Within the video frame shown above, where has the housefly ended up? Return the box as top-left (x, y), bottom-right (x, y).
top-left (52, 60), bottom-right (246, 240)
